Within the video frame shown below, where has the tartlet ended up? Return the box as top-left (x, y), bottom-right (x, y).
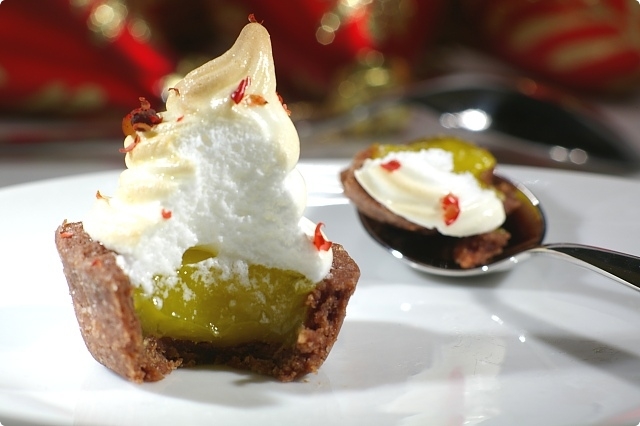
top-left (55, 222), bottom-right (358, 382)
top-left (55, 20), bottom-right (359, 382)
top-left (340, 136), bottom-right (521, 269)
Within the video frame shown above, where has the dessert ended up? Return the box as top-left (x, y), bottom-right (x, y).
top-left (340, 136), bottom-right (521, 269)
top-left (55, 20), bottom-right (359, 383)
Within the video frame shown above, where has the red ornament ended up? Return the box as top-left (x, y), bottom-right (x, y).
top-left (0, 0), bottom-right (175, 115)
top-left (215, 0), bottom-right (445, 99)
top-left (460, 0), bottom-right (640, 93)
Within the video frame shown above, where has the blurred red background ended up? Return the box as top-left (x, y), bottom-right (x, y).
top-left (1, 0), bottom-right (639, 117)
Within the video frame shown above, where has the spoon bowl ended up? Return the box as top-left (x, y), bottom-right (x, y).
top-left (358, 174), bottom-right (640, 292)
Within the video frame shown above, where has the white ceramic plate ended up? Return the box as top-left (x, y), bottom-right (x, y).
top-left (2, 161), bottom-right (640, 426)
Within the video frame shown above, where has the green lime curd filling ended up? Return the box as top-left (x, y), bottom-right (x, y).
top-left (371, 136), bottom-right (496, 180)
top-left (133, 247), bottom-right (316, 346)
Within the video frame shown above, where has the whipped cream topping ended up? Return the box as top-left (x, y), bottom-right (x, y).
top-left (354, 149), bottom-right (506, 237)
top-left (83, 23), bottom-right (333, 292)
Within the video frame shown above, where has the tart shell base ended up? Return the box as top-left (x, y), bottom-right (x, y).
top-left (55, 221), bottom-right (360, 383)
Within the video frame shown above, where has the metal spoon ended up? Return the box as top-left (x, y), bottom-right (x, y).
top-left (357, 174), bottom-right (640, 292)
top-left (297, 73), bottom-right (639, 174)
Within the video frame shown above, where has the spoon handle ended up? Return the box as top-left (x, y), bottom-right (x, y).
top-left (536, 243), bottom-right (640, 291)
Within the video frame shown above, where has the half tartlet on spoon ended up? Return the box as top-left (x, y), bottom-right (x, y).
top-left (341, 137), bottom-right (640, 291)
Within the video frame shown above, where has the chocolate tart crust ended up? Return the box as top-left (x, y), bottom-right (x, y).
top-left (55, 221), bottom-right (359, 383)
